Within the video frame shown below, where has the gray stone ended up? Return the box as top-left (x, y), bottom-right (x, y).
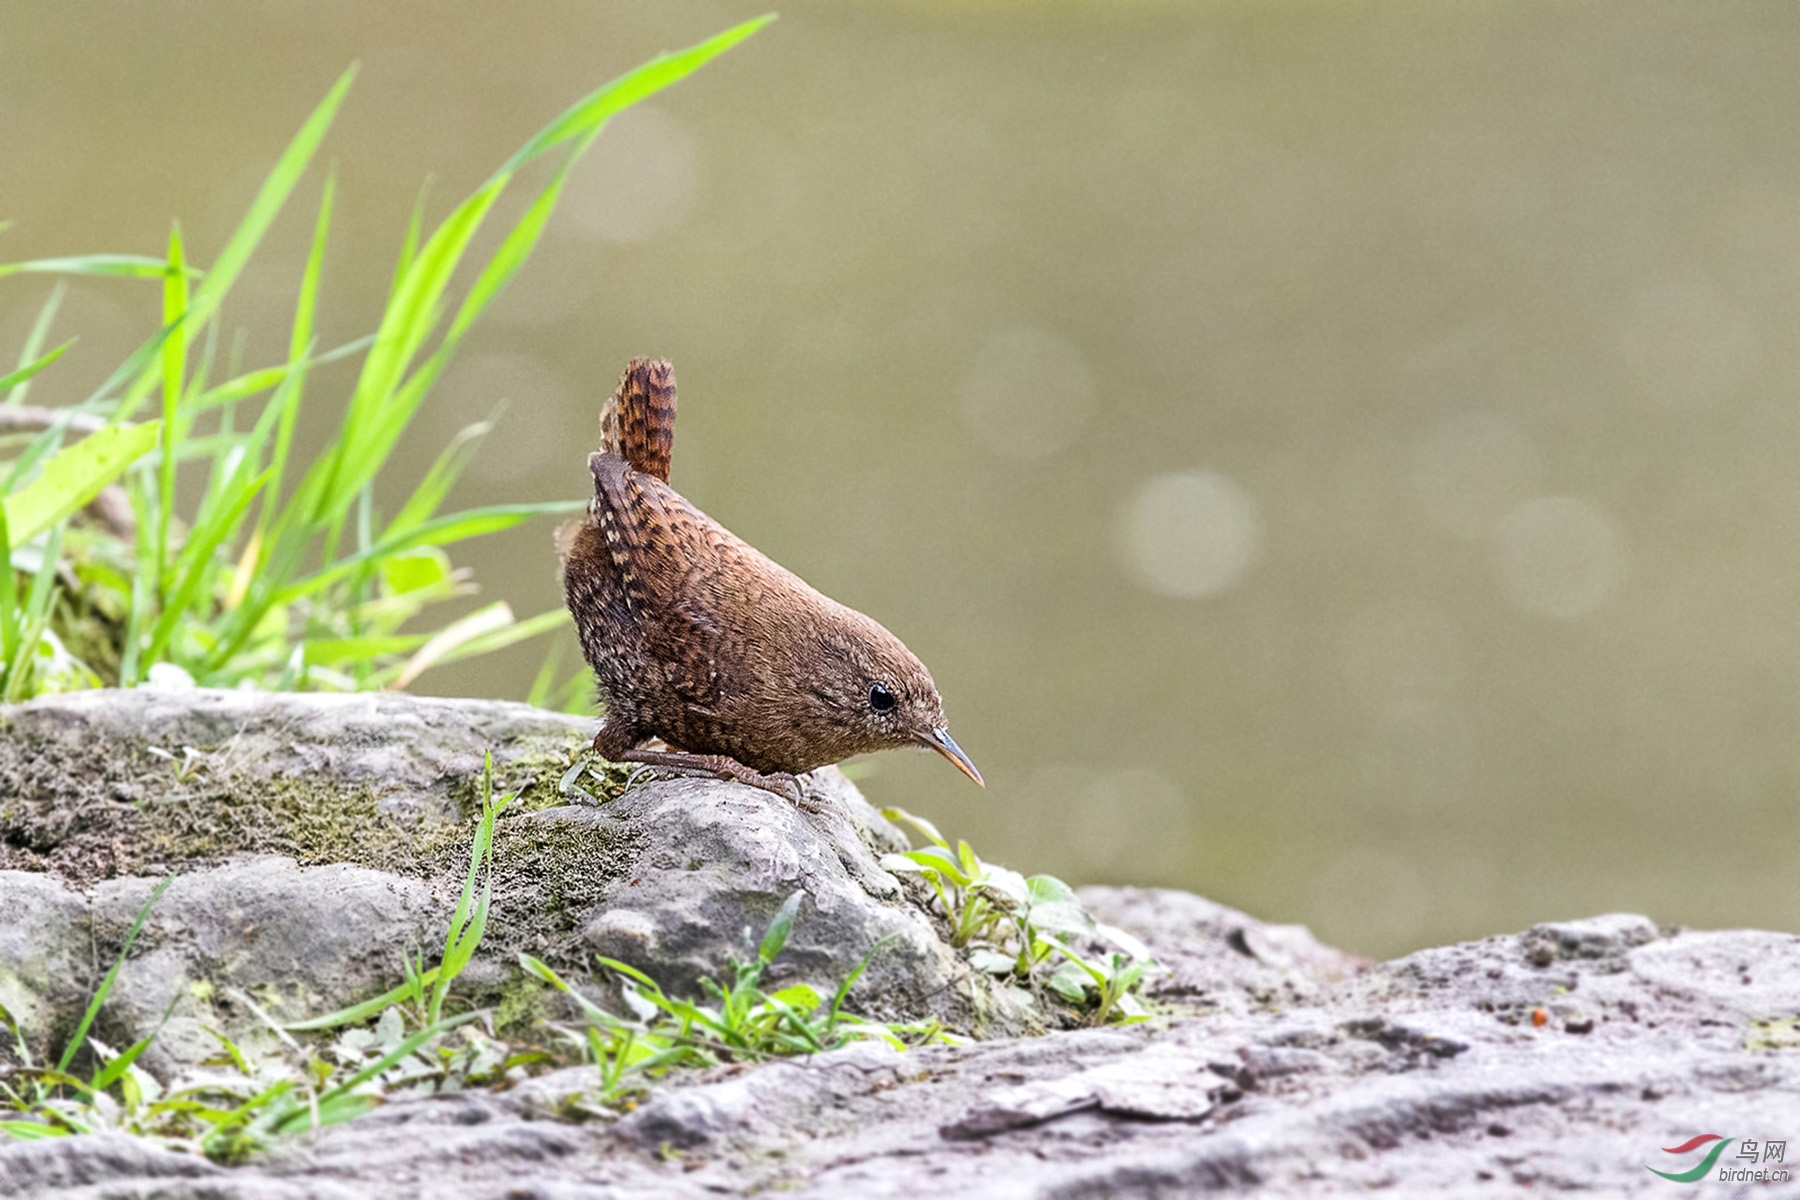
top-left (0, 689), bottom-right (1030, 1081)
top-left (5, 692), bottom-right (1800, 1197)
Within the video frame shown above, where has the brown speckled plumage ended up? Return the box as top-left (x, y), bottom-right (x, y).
top-left (558, 359), bottom-right (981, 799)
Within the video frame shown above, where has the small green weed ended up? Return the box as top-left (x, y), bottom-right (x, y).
top-left (0, 760), bottom-right (968, 1158)
top-left (0, 754), bottom-right (522, 1160)
top-left (879, 807), bottom-right (1154, 1024)
top-left (522, 890), bottom-right (962, 1106)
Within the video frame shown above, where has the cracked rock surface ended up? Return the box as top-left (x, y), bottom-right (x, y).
top-left (2, 692), bottom-right (1799, 1196)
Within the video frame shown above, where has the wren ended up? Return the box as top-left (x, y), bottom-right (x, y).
top-left (558, 358), bottom-right (982, 801)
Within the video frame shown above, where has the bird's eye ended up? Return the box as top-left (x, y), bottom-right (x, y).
top-left (868, 683), bottom-right (898, 713)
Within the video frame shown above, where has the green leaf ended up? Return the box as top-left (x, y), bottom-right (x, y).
top-left (904, 846), bottom-right (968, 886)
top-left (1026, 901), bottom-right (1092, 937)
top-left (89, 1033), bottom-right (155, 1093)
top-left (273, 501), bottom-right (582, 604)
top-left (281, 967), bottom-right (444, 1031)
top-left (499, 14), bottom-right (775, 177)
top-left (58, 874), bottom-right (173, 1074)
top-left (303, 634), bottom-right (429, 665)
top-left (0, 340), bottom-right (72, 397)
top-left (766, 984), bottom-right (822, 1013)
top-left (759, 891), bottom-right (805, 963)
top-left (157, 223), bottom-right (189, 596)
top-left (384, 419), bottom-right (493, 541)
top-left (6, 283), bottom-right (67, 408)
top-left (4, 420), bottom-right (161, 547)
top-left (0, 499), bottom-right (17, 675)
top-left (1048, 960), bottom-right (1093, 1004)
top-left (298, 17), bottom-right (773, 530)
top-left (116, 66), bottom-right (356, 422)
top-left (380, 546), bottom-right (451, 595)
top-left (879, 806), bottom-right (950, 849)
top-left (0, 255), bottom-right (190, 281)
top-left (143, 466), bottom-right (270, 665)
top-left (185, 72), bottom-right (355, 352)
top-left (0, 1120), bottom-right (65, 1140)
top-left (373, 606), bottom-right (569, 687)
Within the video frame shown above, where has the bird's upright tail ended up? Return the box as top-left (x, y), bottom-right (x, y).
top-left (599, 358), bottom-right (677, 483)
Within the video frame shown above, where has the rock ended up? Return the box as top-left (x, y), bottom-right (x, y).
top-left (20, 903), bottom-right (1792, 1198)
top-left (6, 691), bottom-right (1800, 1196)
top-left (0, 689), bottom-right (1024, 1078)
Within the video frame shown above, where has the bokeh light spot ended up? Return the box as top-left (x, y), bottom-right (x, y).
top-left (1118, 471), bottom-right (1261, 598)
top-left (1495, 496), bottom-right (1625, 618)
top-left (959, 329), bottom-right (1096, 459)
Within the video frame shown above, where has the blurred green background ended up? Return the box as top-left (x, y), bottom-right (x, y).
top-left (6, 2), bottom-right (1799, 958)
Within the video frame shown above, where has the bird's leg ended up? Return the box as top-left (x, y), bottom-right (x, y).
top-left (613, 748), bottom-right (805, 805)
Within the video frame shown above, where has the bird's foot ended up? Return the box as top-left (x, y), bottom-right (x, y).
top-left (614, 749), bottom-right (808, 806)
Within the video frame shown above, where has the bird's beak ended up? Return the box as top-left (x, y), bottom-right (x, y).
top-left (919, 727), bottom-right (984, 787)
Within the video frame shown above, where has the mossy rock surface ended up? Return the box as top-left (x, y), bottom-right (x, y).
top-left (0, 689), bottom-right (1033, 1080)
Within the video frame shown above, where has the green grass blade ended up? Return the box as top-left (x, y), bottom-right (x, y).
top-left (383, 418), bottom-right (493, 540)
top-left (0, 499), bottom-right (18, 675)
top-left (499, 15), bottom-right (775, 177)
top-left (57, 875), bottom-right (173, 1074)
top-left (88, 1033), bottom-right (155, 1093)
top-left (143, 467), bottom-right (270, 665)
top-left (299, 17), bottom-right (770, 530)
top-left (273, 501), bottom-right (581, 604)
top-left (280, 968), bottom-right (443, 1031)
top-left (186, 335), bottom-right (372, 416)
top-left (261, 170), bottom-right (336, 539)
top-left (304, 634), bottom-right (427, 666)
top-left (118, 474), bottom-right (155, 687)
top-left (188, 69), bottom-right (355, 343)
top-left (0, 1120), bottom-right (66, 1140)
top-left (0, 255), bottom-right (187, 281)
top-left (116, 66), bottom-right (356, 423)
top-left (273, 1012), bottom-right (481, 1133)
top-left (0, 341), bottom-right (71, 400)
top-left (1, 326), bottom-right (173, 495)
top-left (381, 601), bottom-right (513, 691)
top-left (5, 522), bottom-right (63, 700)
top-left (303, 178), bottom-right (504, 523)
top-left (3, 420), bottom-right (161, 547)
top-left (759, 891), bottom-right (805, 964)
top-left (6, 281), bottom-right (67, 408)
top-left (389, 182), bottom-right (428, 308)
top-left (157, 224), bottom-right (189, 599)
top-left (526, 640), bottom-right (561, 708)
top-left (380, 606), bottom-right (569, 685)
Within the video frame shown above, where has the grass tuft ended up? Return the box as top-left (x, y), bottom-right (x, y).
top-left (0, 15), bottom-right (774, 703)
top-left (878, 807), bottom-right (1155, 1024)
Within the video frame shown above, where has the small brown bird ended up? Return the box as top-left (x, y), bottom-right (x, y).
top-left (558, 358), bottom-right (982, 801)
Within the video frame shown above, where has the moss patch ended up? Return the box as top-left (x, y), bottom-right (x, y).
top-left (473, 813), bottom-right (642, 976)
top-left (0, 722), bottom-right (629, 888)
